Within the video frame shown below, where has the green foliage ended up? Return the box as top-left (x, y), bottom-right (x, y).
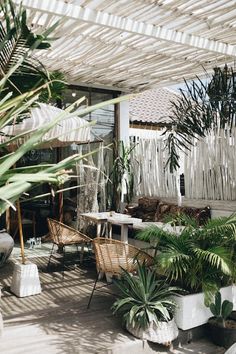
top-left (39, 71), bottom-right (67, 103)
top-left (164, 65), bottom-right (236, 172)
top-left (136, 215), bottom-right (236, 296)
top-left (0, 0), bottom-right (56, 97)
top-left (0, 85), bottom-right (131, 214)
top-left (0, 0), bottom-right (65, 106)
top-left (0, 0), bottom-right (132, 214)
top-left (163, 212), bottom-right (198, 227)
top-left (112, 262), bottom-right (183, 329)
top-left (209, 291), bottom-right (233, 327)
top-left (109, 140), bottom-right (136, 211)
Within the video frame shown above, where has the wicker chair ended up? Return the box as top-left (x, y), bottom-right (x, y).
top-left (47, 218), bottom-right (92, 275)
top-left (87, 237), bottom-right (154, 308)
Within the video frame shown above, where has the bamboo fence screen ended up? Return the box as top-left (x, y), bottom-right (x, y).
top-left (184, 129), bottom-right (236, 201)
top-left (130, 128), bottom-right (236, 201)
top-left (130, 137), bottom-right (178, 198)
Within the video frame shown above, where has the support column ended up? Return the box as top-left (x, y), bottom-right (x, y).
top-left (118, 100), bottom-right (130, 144)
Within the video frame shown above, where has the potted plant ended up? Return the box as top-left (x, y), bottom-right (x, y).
top-left (112, 262), bottom-right (182, 345)
top-left (0, 230), bottom-right (14, 268)
top-left (136, 215), bottom-right (236, 330)
top-left (108, 140), bottom-right (135, 212)
top-left (207, 291), bottom-right (236, 348)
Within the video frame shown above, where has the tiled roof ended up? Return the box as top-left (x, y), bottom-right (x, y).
top-left (129, 88), bottom-right (179, 124)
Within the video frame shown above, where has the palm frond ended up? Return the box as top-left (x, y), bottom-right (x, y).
top-left (0, 0), bottom-right (60, 98)
top-left (164, 65), bottom-right (236, 171)
top-left (193, 246), bottom-right (232, 275)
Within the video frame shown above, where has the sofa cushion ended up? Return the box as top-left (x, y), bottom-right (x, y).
top-left (125, 197), bottom-right (211, 225)
top-left (138, 197), bottom-right (160, 212)
top-left (155, 204), bottom-right (211, 225)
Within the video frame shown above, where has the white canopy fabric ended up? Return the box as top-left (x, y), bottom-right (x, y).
top-left (0, 103), bottom-right (91, 148)
top-left (12, 0), bottom-right (236, 92)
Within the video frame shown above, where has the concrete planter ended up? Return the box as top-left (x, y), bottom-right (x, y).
top-left (0, 230), bottom-right (14, 267)
top-left (173, 286), bottom-right (233, 330)
top-left (11, 262), bottom-right (41, 297)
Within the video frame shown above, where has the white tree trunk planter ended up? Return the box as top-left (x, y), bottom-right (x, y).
top-left (173, 286), bottom-right (233, 330)
top-left (126, 319), bottom-right (178, 344)
top-left (10, 262), bottom-right (41, 297)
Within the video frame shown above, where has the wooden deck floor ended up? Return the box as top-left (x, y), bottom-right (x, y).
top-left (0, 252), bottom-right (226, 354)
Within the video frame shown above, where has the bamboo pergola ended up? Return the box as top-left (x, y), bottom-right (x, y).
top-left (12, 0), bottom-right (236, 92)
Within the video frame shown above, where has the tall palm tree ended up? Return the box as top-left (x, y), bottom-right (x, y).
top-left (163, 65), bottom-right (236, 172)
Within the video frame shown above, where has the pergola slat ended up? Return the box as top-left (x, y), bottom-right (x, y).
top-left (9, 0), bottom-right (236, 91)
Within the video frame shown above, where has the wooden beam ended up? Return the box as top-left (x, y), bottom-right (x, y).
top-left (130, 123), bottom-right (163, 130)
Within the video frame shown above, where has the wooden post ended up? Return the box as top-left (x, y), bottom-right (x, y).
top-left (16, 200), bottom-right (26, 264)
top-left (59, 189), bottom-right (63, 223)
top-left (6, 208), bottom-right (10, 234)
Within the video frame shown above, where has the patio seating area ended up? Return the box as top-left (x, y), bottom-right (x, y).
top-left (1, 0), bottom-right (236, 353)
top-left (0, 247), bottom-right (226, 354)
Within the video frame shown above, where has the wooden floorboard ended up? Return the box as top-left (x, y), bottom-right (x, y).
top-left (0, 254), bottom-right (226, 354)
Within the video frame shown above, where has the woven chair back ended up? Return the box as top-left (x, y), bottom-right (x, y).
top-left (47, 218), bottom-right (91, 245)
top-left (93, 238), bottom-right (154, 275)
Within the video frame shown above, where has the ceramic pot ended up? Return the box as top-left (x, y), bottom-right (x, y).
top-left (208, 319), bottom-right (236, 349)
top-left (126, 319), bottom-right (178, 344)
top-left (0, 230), bottom-right (14, 267)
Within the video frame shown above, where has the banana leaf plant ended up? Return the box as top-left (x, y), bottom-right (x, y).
top-left (0, 0), bottom-right (133, 265)
top-left (0, 0), bottom-right (131, 212)
top-left (0, 87), bottom-right (131, 215)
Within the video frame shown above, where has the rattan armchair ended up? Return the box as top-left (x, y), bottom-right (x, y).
top-left (87, 237), bottom-right (154, 308)
top-left (47, 218), bottom-right (92, 275)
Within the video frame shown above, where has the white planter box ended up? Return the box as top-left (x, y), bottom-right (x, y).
top-left (11, 262), bottom-right (41, 298)
top-left (173, 286), bottom-right (233, 330)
